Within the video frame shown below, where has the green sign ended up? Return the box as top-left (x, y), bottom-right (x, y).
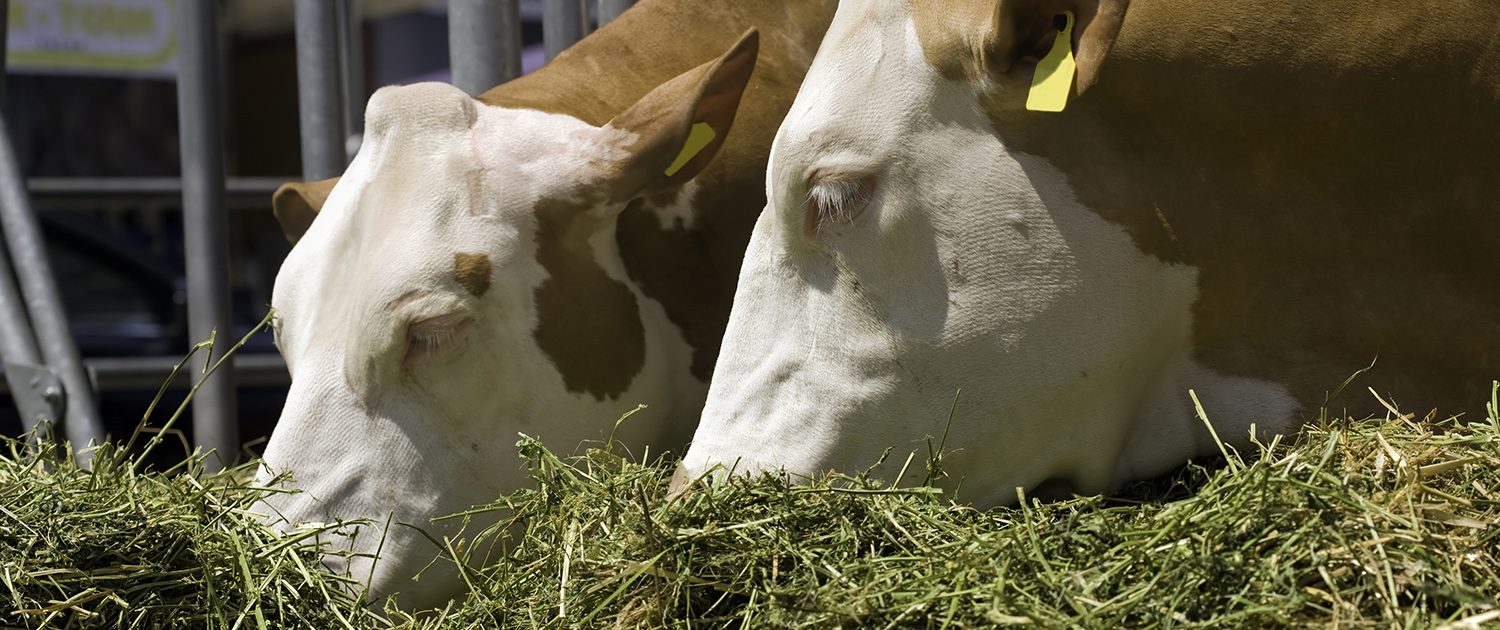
top-left (7, 0), bottom-right (177, 78)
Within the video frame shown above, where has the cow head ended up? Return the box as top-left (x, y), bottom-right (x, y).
top-left (257, 31), bottom-right (759, 609)
top-left (677, 0), bottom-right (1299, 506)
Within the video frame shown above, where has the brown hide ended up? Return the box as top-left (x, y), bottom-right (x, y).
top-left (962, 0), bottom-right (1500, 419)
top-left (528, 30), bottom-right (762, 400)
top-left (484, 0), bottom-right (836, 381)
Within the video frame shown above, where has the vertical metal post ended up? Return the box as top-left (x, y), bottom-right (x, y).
top-left (177, 0), bottom-right (237, 470)
top-left (0, 0), bottom-right (9, 109)
top-left (0, 0), bottom-right (41, 437)
top-left (0, 129), bottom-right (104, 457)
top-left (294, 0), bottom-right (346, 181)
top-left (543, 0), bottom-right (589, 62)
top-left (0, 205), bottom-right (59, 443)
top-left (0, 237), bottom-right (48, 437)
top-left (449, 0), bottom-right (522, 96)
top-left (334, 0), bottom-right (365, 161)
top-left (598, 0), bottom-right (635, 26)
top-left (0, 0), bottom-right (100, 456)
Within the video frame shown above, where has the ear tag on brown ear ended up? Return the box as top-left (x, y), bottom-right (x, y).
top-left (663, 122), bottom-right (717, 177)
top-left (1026, 11), bottom-right (1077, 113)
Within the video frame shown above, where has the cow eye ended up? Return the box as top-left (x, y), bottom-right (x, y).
top-left (404, 314), bottom-right (473, 368)
top-left (805, 175), bottom-right (874, 234)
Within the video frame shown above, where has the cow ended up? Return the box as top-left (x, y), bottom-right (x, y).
top-left (255, 0), bottom-right (835, 609)
top-left (677, 0), bottom-right (1500, 508)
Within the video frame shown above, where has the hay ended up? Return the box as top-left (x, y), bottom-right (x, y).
top-left (0, 440), bottom-right (369, 630)
top-left (435, 388), bottom-right (1500, 629)
top-left (5, 375), bottom-right (1499, 628)
top-left (1, 322), bottom-right (370, 630)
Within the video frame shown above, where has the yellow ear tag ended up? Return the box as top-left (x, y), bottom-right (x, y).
top-left (663, 122), bottom-right (717, 177)
top-left (1026, 11), bottom-right (1077, 113)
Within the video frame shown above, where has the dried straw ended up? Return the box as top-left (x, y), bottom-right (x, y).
top-left (6, 347), bottom-right (1497, 629)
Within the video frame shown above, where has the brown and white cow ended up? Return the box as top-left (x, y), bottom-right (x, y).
top-left (679, 0), bottom-right (1500, 507)
top-left (256, 0), bottom-right (834, 609)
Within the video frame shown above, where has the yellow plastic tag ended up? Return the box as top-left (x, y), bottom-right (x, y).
top-left (664, 122), bottom-right (717, 176)
top-left (1026, 11), bottom-right (1076, 113)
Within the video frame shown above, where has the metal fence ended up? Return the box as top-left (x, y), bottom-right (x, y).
top-left (0, 0), bottom-right (632, 468)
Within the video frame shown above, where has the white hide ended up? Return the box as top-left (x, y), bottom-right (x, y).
top-left (680, 0), bottom-right (1297, 507)
top-left (256, 83), bottom-right (702, 609)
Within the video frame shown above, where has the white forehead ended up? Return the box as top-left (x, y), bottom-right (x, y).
top-left (352, 84), bottom-right (629, 219)
top-left (773, 0), bottom-right (943, 174)
top-left (271, 84), bottom-right (631, 359)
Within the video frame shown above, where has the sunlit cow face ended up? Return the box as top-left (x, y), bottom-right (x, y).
top-left (678, 0), bottom-right (1298, 507)
top-left (258, 32), bottom-right (759, 609)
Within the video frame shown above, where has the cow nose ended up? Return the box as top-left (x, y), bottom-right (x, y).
top-left (666, 461), bottom-right (696, 501)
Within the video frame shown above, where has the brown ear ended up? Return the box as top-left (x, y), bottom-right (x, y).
top-left (989, 0), bottom-right (1129, 94)
top-left (1071, 0), bottom-right (1129, 92)
top-left (272, 177), bottom-right (339, 243)
top-left (602, 28), bottom-right (759, 198)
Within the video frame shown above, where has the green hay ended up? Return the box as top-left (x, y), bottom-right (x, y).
top-left (0, 440), bottom-right (369, 630)
top-left (431, 389), bottom-right (1500, 629)
top-left (0, 324), bottom-right (370, 630)
top-left (5, 374), bottom-right (1499, 628)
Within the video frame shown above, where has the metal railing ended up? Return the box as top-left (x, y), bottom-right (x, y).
top-left (0, 0), bottom-right (104, 459)
top-left (0, 115), bottom-right (104, 457)
top-left (0, 0), bottom-right (635, 466)
top-left (177, 0), bottom-right (239, 471)
top-left (25, 177), bottom-right (286, 208)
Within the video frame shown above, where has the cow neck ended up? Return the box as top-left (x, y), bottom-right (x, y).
top-left (984, 1), bottom-right (1500, 418)
top-left (483, 0), bottom-right (837, 383)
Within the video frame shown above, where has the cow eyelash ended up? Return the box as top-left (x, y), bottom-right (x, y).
top-left (806, 177), bottom-right (873, 234)
top-left (404, 315), bottom-right (473, 367)
top-left (409, 326), bottom-right (461, 352)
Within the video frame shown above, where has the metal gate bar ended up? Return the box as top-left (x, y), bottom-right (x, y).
top-left (0, 198), bottom-right (56, 444)
top-left (0, 0), bottom-right (54, 442)
top-left (599, 0), bottom-right (634, 25)
top-left (294, 0), bottom-right (347, 182)
top-left (0, 0), bottom-right (53, 440)
top-left (449, 0), bottom-right (523, 96)
top-left (0, 0), bottom-right (8, 109)
top-left (0, 0), bottom-right (104, 459)
top-left (336, 0), bottom-right (366, 161)
top-left (543, 0), bottom-right (590, 62)
top-left (177, 0), bottom-right (238, 470)
top-left (0, 141), bottom-right (96, 448)
top-left (0, 233), bottom-right (50, 438)
top-left (26, 177), bottom-right (284, 207)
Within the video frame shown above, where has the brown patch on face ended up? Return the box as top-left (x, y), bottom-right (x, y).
top-left (980, 0), bottom-right (1500, 419)
top-left (532, 198), bottom-right (646, 400)
top-left (482, 0), bottom-right (835, 384)
top-left (616, 195), bottom-right (736, 381)
top-left (612, 7), bottom-right (833, 381)
top-left (454, 253), bottom-right (492, 297)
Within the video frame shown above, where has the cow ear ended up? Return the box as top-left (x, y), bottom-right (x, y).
top-left (601, 28), bottom-right (759, 199)
top-left (987, 0), bottom-right (1129, 95)
top-left (272, 177), bottom-right (339, 243)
